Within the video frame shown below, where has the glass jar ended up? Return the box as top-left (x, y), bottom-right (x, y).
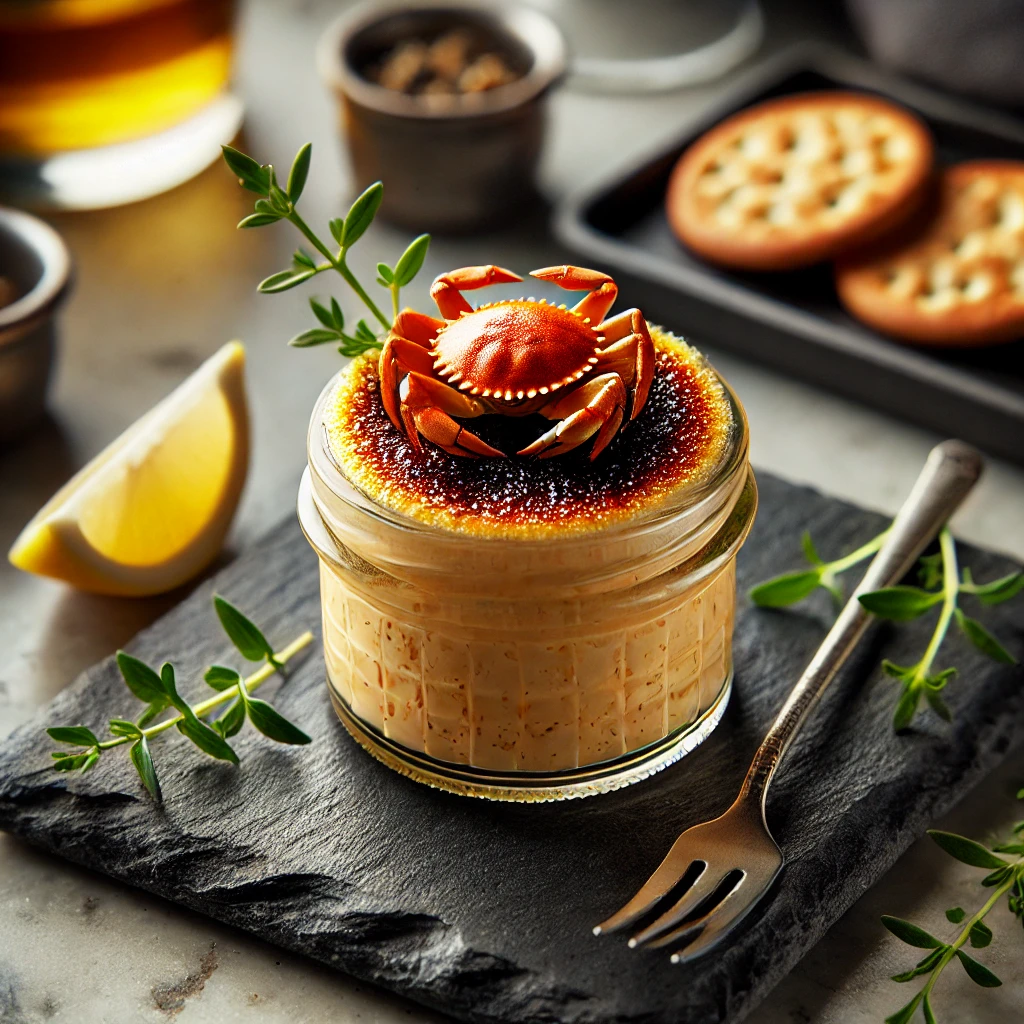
top-left (298, 367), bottom-right (755, 801)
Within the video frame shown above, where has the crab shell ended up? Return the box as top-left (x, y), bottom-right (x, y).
top-left (431, 299), bottom-right (603, 412)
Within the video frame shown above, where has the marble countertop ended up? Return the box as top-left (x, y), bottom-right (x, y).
top-left (1, 0), bottom-right (1022, 1021)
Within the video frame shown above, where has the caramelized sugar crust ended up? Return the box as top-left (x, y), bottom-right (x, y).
top-left (325, 329), bottom-right (734, 537)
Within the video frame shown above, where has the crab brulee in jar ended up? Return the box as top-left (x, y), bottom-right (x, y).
top-left (298, 264), bottom-right (754, 800)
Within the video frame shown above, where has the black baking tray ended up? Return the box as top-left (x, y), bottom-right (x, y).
top-left (554, 45), bottom-right (1024, 465)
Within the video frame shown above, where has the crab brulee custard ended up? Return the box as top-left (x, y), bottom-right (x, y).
top-left (298, 265), bottom-right (755, 800)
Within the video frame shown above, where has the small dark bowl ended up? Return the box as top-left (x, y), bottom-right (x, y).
top-left (0, 208), bottom-right (71, 444)
top-left (318, 1), bottom-right (566, 233)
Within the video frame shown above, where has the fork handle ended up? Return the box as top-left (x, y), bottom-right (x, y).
top-left (739, 440), bottom-right (983, 809)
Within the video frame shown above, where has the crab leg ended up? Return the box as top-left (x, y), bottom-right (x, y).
top-left (529, 266), bottom-right (619, 325)
top-left (430, 265), bottom-right (523, 320)
top-left (378, 308), bottom-right (447, 432)
top-left (593, 308), bottom-right (655, 419)
top-left (399, 372), bottom-right (505, 458)
top-left (519, 373), bottom-right (627, 461)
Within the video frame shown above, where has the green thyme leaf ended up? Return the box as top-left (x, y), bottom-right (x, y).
top-left (310, 298), bottom-right (336, 329)
top-left (891, 947), bottom-right (945, 982)
top-left (268, 183), bottom-right (292, 214)
top-left (204, 665), bottom-right (242, 691)
top-left (136, 703), bottom-right (164, 729)
top-left (329, 217), bottom-right (344, 245)
top-left (257, 269), bottom-right (316, 294)
top-left (160, 662), bottom-right (239, 765)
top-left (221, 145), bottom-right (270, 195)
top-left (749, 570), bottom-right (822, 607)
top-left (801, 530), bottom-right (823, 565)
top-left (176, 715), bottom-right (239, 764)
top-left (213, 595), bottom-right (274, 662)
top-left (108, 719), bottom-right (142, 739)
top-left (882, 915), bottom-right (943, 949)
top-left (981, 865), bottom-right (1012, 887)
top-left (925, 667), bottom-right (957, 689)
top-left (928, 831), bottom-right (1008, 869)
top-left (338, 334), bottom-right (383, 357)
top-left (859, 586), bottom-right (943, 621)
top-left (890, 967), bottom-right (926, 983)
top-left (377, 262), bottom-right (394, 286)
top-left (214, 699), bottom-right (246, 739)
top-left (354, 318), bottom-right (377, 345)
top-left (129, 736), bottom-right (161, 801)
top-left (893, 687), bottom-right (921, 732)
top-left (286, 142), bottom-right (312, 202)
top-left (289, 328), bottom-right (341, 348)
top-left (46, 726), bottom-right (100, 747)
top-left (961, 569), bottom-right (1024, 605)
top-left (293, 248), bottom-right (316, 270)
top-left (992, 841), bottom-right (1024, 855)
top-left (80, 751), bottom-right (100, 773)
top-left (330, 297), bottom-right (344, 329)
top-left (968, 920), bottom-right (993, 948)
top-left (955, 950), bottom-right (1001, 987)
top-left (882, 659), bottom-right (914, 680)
top-left (954, 609), bottom-right (1017, 665)
top-left (243, 698), bottom-right (311, 745)
top-left (340, 182), bottom-right (383, 248)
top-left (885, 993), bottom-right (923, 1024)
top-left (945, 906), bottom-right (966, 923)
top-left (52, 754), bottom-right (89, 772)
top-left (394, 233), bottom-right (431, 287)
top-left (115, 651), bottom-right (167, 704)
top-left (238, 212), bottom-right (281, 229)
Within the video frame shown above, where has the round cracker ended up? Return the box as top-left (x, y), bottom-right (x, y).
top-left (836, 161), bottom-right (1024, 346)
top-left (666, 91), bottom-right (934, 271)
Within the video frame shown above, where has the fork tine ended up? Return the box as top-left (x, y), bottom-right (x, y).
top-left (628, 865), bottom-right (738, 947)
top-left (665, 873), bottom-right (772, 962)
top-left (592, 842), bottom-right (697, 936)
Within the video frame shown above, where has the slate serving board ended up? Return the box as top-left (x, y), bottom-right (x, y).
top-left (1, 473), bottom-right (1022, 1024)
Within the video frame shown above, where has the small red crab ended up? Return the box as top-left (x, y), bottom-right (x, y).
top-left (378, 265), bottom-right (655, 459)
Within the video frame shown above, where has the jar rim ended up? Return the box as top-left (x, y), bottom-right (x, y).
top-left (306, 356), bottom-right (750, 552)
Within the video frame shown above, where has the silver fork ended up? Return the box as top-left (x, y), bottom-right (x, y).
top-left (593, 440), bottom-right (984, 964)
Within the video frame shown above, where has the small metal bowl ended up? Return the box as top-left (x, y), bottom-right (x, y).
top-left (318, 1), bottom-right (567, 233)
top-left (0, 208), bottom-right (71, 443)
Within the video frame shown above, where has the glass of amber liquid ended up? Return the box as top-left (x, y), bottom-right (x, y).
top-left (0, 0), bottom-right (242, 209)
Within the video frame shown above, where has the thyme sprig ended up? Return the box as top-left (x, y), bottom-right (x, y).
top-left (750, 528), bottom-right (889, 607)
top-left (882, 802), bottom-right (1024, 1024)
top-left (750, 526), bottom-right (1022, 729)
top-left (222, 143), bottom-right (430, 356)
top-left (46, 596), bottom-right (314, 802)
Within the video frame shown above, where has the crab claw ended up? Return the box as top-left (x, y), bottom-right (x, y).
top-left (519, 373), bottom-right (627, 460)
top-left (430, 265), bottom-right (523, 319)
top-left (529, 266), bottom-right (618, 324)
top-left (399, 373), bottom-right (505, 458)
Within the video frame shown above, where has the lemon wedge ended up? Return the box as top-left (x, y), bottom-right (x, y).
top-left (9, 341), bottom-right (249, 597)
